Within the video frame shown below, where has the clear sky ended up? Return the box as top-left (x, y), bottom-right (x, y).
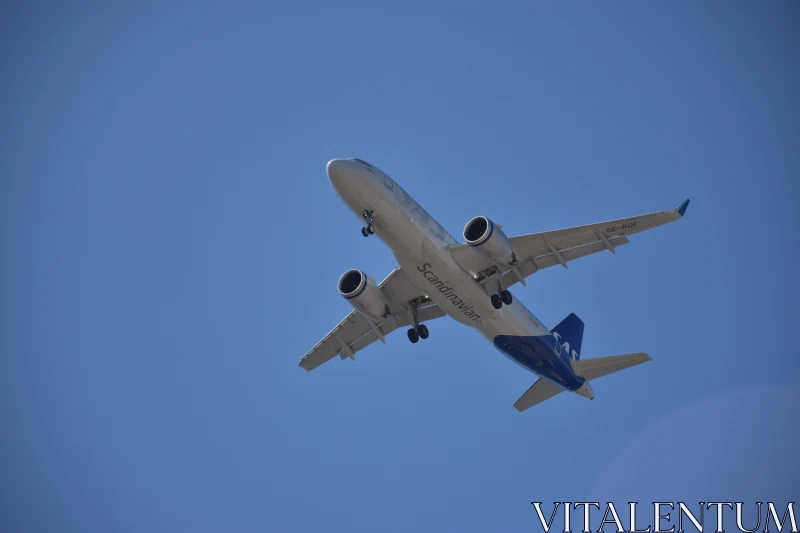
top-left (2, 3), bottom-right (798, 532)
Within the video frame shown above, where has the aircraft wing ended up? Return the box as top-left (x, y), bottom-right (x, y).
top-left (450, 199), bottom-right (689, 292)
top-left (298, 267), bottom-right (446, 371)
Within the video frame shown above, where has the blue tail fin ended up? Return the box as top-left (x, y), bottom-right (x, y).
top-left (552, 313), bottom-right (585, 361)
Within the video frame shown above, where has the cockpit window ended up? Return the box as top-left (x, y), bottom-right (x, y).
top-left (353, 159), bottom-right (374, 168)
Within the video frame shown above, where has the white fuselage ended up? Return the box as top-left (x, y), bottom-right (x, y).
top-left (327, 159), bottom-right (552, 361)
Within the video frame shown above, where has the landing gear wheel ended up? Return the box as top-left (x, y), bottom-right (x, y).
top-left (501, 290), bottom-right (513, 305)
top-left (417, 324), bottom-right (429, 339)
top-left (407, 328), bottom-right (419, 343)
top-left (491, 294), bottom-right (503, 309)
top-left (361, 210), bottom-right (376, 237)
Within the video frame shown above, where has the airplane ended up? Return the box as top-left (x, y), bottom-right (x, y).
top-left (299, 158), bottom-right (689, 411)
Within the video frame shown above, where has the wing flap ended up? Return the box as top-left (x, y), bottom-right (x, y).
top-left (534, 235), bottom-right (631, 269)
top-left (451, 235), bottom-right (630, 292)
top-left (489, 236), bottom-right (630, 292)
top-left (514, 378), bottom-right (565, 412)
top-left (349, 303), bottom-right (446, 353)
top-left (299, 311), bottom-right (372, 371)
top-left (348, 316), bottom-right (400, 354)
top-left (416, 303), bottom-right (447, 324)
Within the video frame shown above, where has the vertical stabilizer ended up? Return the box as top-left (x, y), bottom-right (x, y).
top-left (551, 313), bottom-right (585, 360)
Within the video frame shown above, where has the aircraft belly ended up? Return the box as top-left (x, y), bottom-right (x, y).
top-left (358, 189), bottom-right (424, 262)
top-left (393, 244), bottom-right (491, 327)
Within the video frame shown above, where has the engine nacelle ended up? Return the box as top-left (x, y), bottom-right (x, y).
top-left (338, 269), bottom-right (389, 322)
top-left (463, 216), bottom-right (516, 266)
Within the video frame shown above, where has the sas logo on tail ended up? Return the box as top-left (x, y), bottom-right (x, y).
top-left (552, 332), bottom-right (579, 361)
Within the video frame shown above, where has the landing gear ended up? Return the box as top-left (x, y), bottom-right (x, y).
top-left (407, 298), bottom-right (429, 343)
top-left (407, 324), bottom-right (429, 343)
top-left (490, 281), bottom-right (513, 309)
top-left (361, 210), bottom-right (376, 237)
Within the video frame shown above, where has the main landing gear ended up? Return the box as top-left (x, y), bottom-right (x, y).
top-left (490, 282), bottom-right (513, 310)
top-left (407, 324), bottom-right (429, 344)
top-left (406, 298), bottom-right (430, 343)
top-left (361, 209), bottom-right (376, 237)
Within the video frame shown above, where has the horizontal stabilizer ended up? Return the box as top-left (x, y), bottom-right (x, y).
top-left (514, 378), bottom-right (565, 412)
top-left (571, 352), bottom-right (652, 381)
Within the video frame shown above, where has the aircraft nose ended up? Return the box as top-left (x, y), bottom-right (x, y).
top-left (327, 159), bottom-right (345, 184)
top-left (327, 159), bottom-right (359, 191)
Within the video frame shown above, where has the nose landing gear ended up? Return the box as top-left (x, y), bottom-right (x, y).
top-left (361, 210), bottom-right (376, 237)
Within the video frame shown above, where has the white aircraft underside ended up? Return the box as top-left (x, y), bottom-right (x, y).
top-left (299, 158), bottom-right (689, 411)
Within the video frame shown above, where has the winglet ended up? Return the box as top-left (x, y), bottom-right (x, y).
top-left (675, 198), bottom-right (690, 217)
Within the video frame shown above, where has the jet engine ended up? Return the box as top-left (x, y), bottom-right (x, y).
top-left (463, 216), bottom-right (516, 266)
top-left (338, 269), bottom-right (389, 322)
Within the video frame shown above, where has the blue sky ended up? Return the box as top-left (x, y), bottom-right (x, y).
top-left (2, 3), bottom-right (798, 532)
